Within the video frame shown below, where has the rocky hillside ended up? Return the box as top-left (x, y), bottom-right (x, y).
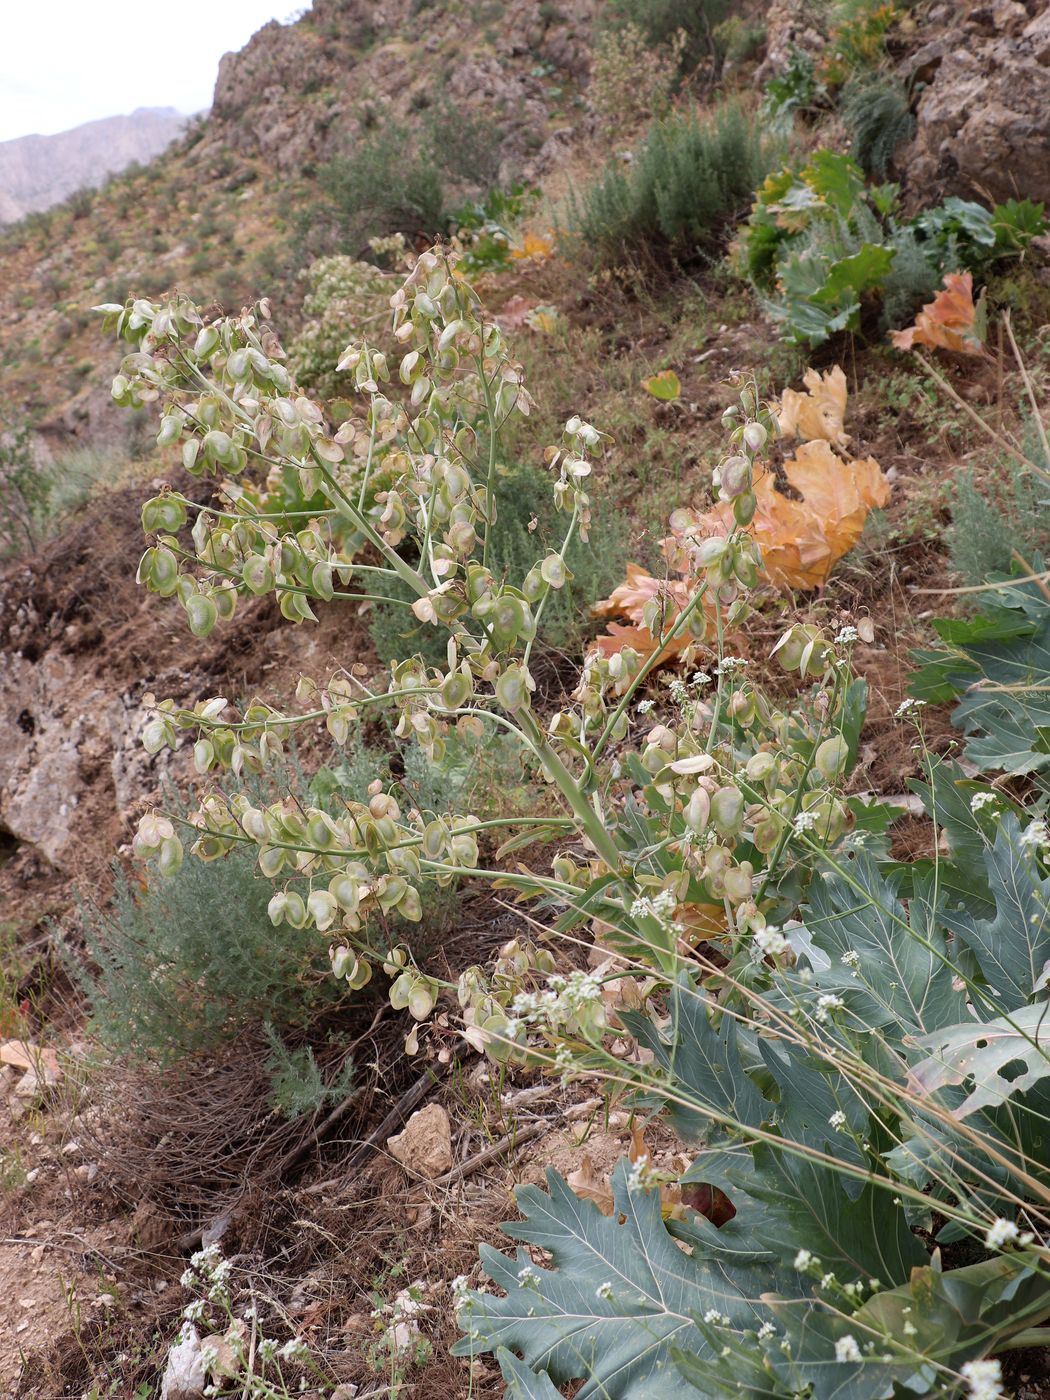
top-left (0, 107), bottom-right (186, 224)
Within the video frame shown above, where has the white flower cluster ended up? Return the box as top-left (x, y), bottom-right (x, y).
top-left (1020, 820), bottom-right (1050, 853)
top-left (970, 791), bottom-right (998, 812)
top-left (814, 993), bottom-right (845, 1023)
top-left (834, 1335), bottom-right (862, 1363)
top-left (893, 698), bottom-right (927, 720)
top-left (714, 657), bottom-right (749, 675)
top-left (834, 626), bottom-right (859, 645)
top-left (753, 925), bottom-right (790, 958)
top-left (510, 969), bottom-right (607, 1038)
top-left (985, 1217), bottom-right (1034, 1249)
top-left (961, 1359), bottom-right (1004, 1400)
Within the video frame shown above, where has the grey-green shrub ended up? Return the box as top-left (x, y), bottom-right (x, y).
top-left (603, 0), bottom-right (730, 70)
top-left (948, 427), bottom-right (1050, 589)
top-left (568, 104), bottom-right (776, 268)
top-left (841, 75), bottom-right (915, 178)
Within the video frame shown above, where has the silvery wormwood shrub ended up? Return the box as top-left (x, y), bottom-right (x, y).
top-left (97, 247), bottom-right (864, 1058)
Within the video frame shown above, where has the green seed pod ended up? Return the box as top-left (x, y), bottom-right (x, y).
top-left (752, 816), bottom-right (781, 853)
top-left (711, 785), bottom-right (745, 837)
top-left (185, 593), bottom-right (218, 639)
top-left (684, 786), bottom-right (711, 833)
top-left (745, 751), bottom-right (777, 783)
top-left (814, 735), bottom-right (850, 781)
top-left (723, 865), bottom-right (753, 902)
top-left (242, 555), bottom-right (274, 595)
top-left (141, 495), bottom-right (187, 535)
top-left (733, 490), bottom-right (757, 527)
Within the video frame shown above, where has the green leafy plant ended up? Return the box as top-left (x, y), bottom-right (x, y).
top-left (910, 574), bottom-right (1050, 776)
top-left (91, 247), bottom-right (1050, 1396)
top-left (739, 150), bottom-right (1047, 346)
top-left (456, 779), bottom-right (1050, 1397)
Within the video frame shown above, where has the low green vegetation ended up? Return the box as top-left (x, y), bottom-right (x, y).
top-left (738, 149), bottom-right (1046, 344)
top-left (569, 103), bottom-right (776, 268)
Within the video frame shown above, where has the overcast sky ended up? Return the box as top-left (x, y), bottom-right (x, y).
top-left (0, 2), bottom-right (310, 142)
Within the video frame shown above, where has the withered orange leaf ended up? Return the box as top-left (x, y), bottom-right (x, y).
top-left (777, 366), bottom-right (850, 447)
top-left (890, 271), bottom-right (985, 356)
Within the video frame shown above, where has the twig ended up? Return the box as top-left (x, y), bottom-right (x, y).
top-left (1012, 549), bottom-right (1050, 604)
top-left (432, 1120), bottom-right (546, 1187)
top-left (1004, 310), bottom-right (1050, 474)
top-left (911, 569), bottom-right (1050, 596)
top-left (914, 350), bottom-right (1050, 486)
top-left (300, 1063), bottom-right (450, 1197)
top-left (0, 1235), bottom-right (126, 1272)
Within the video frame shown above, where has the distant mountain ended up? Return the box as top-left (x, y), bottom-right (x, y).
top-left (0, 108), bottom-right (188, 223)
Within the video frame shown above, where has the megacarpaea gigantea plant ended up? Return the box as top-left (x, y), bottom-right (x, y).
top-left (98, 249), bottom-right (1050, 1399)
top-left (100, 247), bottom-right (864, 1054)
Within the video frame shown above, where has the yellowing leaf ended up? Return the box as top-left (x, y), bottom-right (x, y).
top-left (777, 365), bottom-right (850, 446)
top-left (525, 304), bottom-right (560, 334)
top-left (890, 271), bottom-right (986, 355)
top-left (642, 369), bottom-right (681, 402)
top-left (593, 369), bottom-right (890, 656)
top-left (510, 231), bottom-right (554, 262)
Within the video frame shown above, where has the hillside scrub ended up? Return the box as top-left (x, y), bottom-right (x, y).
top-left (4, 2), bottom-right (1050, 1396)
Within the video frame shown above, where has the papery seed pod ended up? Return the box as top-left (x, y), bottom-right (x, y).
top-left (684, 786), bottom-right (711, 833)
top-left (718, 455), bottom-right (750, 499)
top-left (745, 751), bottom-right (776, 783)
top-left (733, 490), bottom-right (757, 527)
top-left (711, 785), bottom-right (744, 837)
top-left (742, 422), bottom-right (767, 454)
top-left (723, 865), bottom-right (753, 902)
top-left (814, 735), bottom-right (849, 781)
top-left (185, 593), bottom-right (218, 639)
top-left (308, 890), bottom-right (338, 931)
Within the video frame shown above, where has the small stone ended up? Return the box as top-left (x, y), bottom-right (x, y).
top-left (160, 1323), bottom-right (206, 1400)
top-left (387, 1103), bottom-right (453, 1179)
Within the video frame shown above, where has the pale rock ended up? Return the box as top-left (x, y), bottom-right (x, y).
top-left (160, 1324), bottom-right (206, 1400)
top-left (387, 1103), bottom-right (453, 1178)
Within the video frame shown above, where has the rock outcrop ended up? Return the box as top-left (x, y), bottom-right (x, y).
top-left (900, 2), bottom-right (1050, 207)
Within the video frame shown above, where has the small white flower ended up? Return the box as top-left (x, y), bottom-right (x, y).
top-left (820, 1273), bottom-right (836, 1289)
top-left (903, 1322), bottom-right (917, 1337)
top-left (754, 925), bottom-right (790, 957)
top-left (893, 698), bottom-right (927, 720)
top-left (258, 1338), bottom-right (278, 1363)
top-left (691, 670), bottom-right (712, 687)
top-left (1020, 820), bottom-right (1050, 852)
top-left (985, 1217), bottom-right (1033, 1249)
top-left (182, 1300), bottom-right (205, 1323)
top-left (970, 791), bottom-right (997, 812)
top-left (636, 699), bottom-right (655, 715)
top-left (703, 1309), bottom-right (730, 1325)
top-left (961, 1358), bottom-right (1004, 1400)
top-left (279, 1339), bottom-right (307, 1361)
top-left (841, 950), bottom-right (860, 968)
top-left (180, 1269), bottom-right (196, 1289)
top-left (793, 811), bottom-right (818, 834)
top-left (596, 1282), bottom-right (614, 1302)
top-left (829, 1111), bottom-right (847, 1131)
top-left (834, 626), bottom-right (859, 645)
top-left (518, 1266), bottom-right (542, 1289)
top-left (834, 1335), bottom-right (862, 1363)
top-left (715, 657), bottom-right (749, 673)
top-left (815, 993), bottom-right (844, 1023)
top-left (793, 1249), bottom-right (815, 1271)
top-left (757, 1320), bottom-right (776, 1341)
